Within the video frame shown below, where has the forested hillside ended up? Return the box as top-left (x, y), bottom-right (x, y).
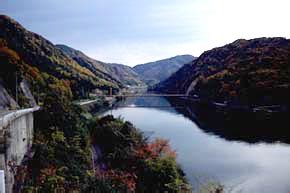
top-left (155, 38), bottom-right (290, 106)
top-left (0, 14), bottom-right (121, 109)
top-left (57, 44), bottom-right (144, 86)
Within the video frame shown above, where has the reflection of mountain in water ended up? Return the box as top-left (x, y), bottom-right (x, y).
top-left (112, 95), bottom-right (290, 144)
top-left (166, 97), bottom-right (290, 144)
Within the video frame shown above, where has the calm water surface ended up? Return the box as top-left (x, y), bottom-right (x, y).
top-left (103, 97), bottom-right (290, 193)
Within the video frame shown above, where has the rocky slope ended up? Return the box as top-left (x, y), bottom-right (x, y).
top-left (133, 55), bottom-right (195, 86)
top-left (57, 44), bottom-right (144, 86)
top-left (0, 81), bottom-right (18, 109)
top-left (154, 38), bottom-right (290, 106)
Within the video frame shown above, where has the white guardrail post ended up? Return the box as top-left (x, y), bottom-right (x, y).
top-left (0, 170), bottom-right (4, 193)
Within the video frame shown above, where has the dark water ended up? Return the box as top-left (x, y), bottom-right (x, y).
top-left (103, 97), bottom-right (290, 193)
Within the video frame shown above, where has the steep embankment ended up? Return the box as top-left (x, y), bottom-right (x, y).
top-left (133, 55), bottom-right (195, 86)
top-left (155, 38), bottom-right (290, 106)
top-left (57, 44), bottom-right (144, 86)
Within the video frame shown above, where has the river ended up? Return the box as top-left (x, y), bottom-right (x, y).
top-left (102, 96), bottom-right (290, 193)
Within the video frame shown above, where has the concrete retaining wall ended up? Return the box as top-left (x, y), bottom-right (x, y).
top-left (0, 107), bottom-right (39, 193)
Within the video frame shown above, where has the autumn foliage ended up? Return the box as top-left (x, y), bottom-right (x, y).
top-left (135, 138), bottom-right (176, 160)
top-left (90, 116), bottom-right (189, 193)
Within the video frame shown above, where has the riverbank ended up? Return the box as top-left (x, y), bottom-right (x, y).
top-left (84, 93), bottom-right (192, 192)
top-left (89, 115), bottom-right (191, 192)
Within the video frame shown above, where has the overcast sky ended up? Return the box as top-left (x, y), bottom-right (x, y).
top-left (1, 0), bottom-right (290, 66)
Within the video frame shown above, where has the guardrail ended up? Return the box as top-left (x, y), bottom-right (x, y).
top-left (0, 106), bottom-right (40, 130)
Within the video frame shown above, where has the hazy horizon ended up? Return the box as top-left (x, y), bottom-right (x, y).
top-left (1, 0), bottom-right (290, 66)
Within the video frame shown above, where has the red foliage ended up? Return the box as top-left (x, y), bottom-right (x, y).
top-left (135, 138), bottom-right (176, 160)
top-left (95, 139), bottom-right (177, 191)
top-left (28, 66), bottom-right (40, 79)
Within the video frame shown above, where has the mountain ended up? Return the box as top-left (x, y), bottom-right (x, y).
top-left (133, 55), bottom-right (195, 86)
top-left (57, 44), bottom-right (144, 86)
top-left (104, 63), bottom-right (144, 86)
top-left (0, 15), bottom-right (122, 108)
top-left (154, 38), bottom-right (290, 106)
top-left (152, 62), bottom-right (197, 94)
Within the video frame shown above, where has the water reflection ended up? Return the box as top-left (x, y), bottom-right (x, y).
top-left (102, 96), bottom-right (290, 193)
top-left (166, 97), bottom-right (290, 144)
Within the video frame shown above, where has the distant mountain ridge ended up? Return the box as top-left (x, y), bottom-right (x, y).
top-left (0, 15), bottom-right (123, 109)
top-left (57, 44), bottom-right (144, 86)
top-left (57, 44), bottom-right (195, 87)
top-left (133, 55), bottom-right (196, 86)
top-left (104, 62), bottom-right (144, 86)
top-left (154, 37), bottom-right (290, 106)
